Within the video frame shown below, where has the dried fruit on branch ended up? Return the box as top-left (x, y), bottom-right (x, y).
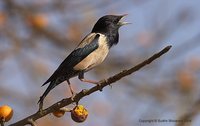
top-left (71, 105), bottom-right (88, 123)
top-left (53, 109), bottom-right (65, 118)
top-left (0, 105), bottom-right (13, 122)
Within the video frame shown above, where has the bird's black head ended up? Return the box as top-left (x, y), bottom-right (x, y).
top-left (91, 14), bottom-right (129, 48)
top-left (92, 14), bottom-right (128, 33)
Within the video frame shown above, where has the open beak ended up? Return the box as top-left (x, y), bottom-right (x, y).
top-left (118, 14), bottom-right (131, 26)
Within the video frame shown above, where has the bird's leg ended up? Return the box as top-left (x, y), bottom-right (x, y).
top-left (66, 80), bottom-right (74, 95)
top-left (78, 71), bottom-right (98, 84)
top-left (38, 98), bottom-right (43, 112)
top-left (66, 80), bottom-right (76, 101)
top-left (78, 71), bottom-right (103, 91)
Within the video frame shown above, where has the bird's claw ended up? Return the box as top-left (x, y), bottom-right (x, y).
top-left (38, 107), bottom-right (43, 113)
top-left (70, 92), bottom-right (77, 101)
top-left (109, 84), bottom-right (112, 89)
top-left (97, 83), bottom-right (103, 91)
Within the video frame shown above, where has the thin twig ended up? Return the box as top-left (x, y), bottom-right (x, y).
top-left (176, 98), bottom-right (200, 126)
top-left (9, 45), bottom-right (172, 126)
top-left (27, 119), bottom-right (37, 126)
top-left (0, 122), bottom-right (4, 126)
top-left (0, 118), bottom-right (5, 126)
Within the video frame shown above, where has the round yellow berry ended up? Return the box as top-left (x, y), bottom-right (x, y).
top-left (71, 105), bottom-right (88, 123)
top-left (0, 105), bottom-right (13, 122)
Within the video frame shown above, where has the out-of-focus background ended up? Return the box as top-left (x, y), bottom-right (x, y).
top-left (1, 0), bottom-right (200, 126)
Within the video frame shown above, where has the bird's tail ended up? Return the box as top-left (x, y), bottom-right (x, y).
top-left (38, 81), bottom-right (57, 110)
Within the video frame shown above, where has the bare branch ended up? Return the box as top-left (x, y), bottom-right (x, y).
top-left (0, 122), bottom-right (4, 126)
top-left (9, 45), bottom-right (172, 126)
top-left (27, 119), bottom-right (37, 126)
top-left (176, 98), bottom-right (200, 126)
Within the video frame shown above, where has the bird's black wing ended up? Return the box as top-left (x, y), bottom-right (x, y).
top-left (42, 34), bottom-right (100, 86)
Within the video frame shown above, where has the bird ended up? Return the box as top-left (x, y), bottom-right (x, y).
top-left (38, 14), bottom-right (130, 111)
